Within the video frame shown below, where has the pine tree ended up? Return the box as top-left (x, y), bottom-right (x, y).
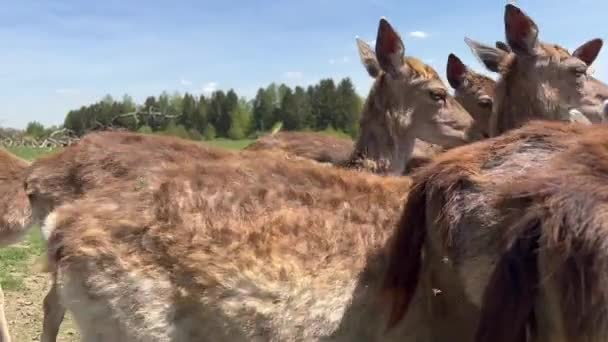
top-left (280, 88), bottom-right (300, 130)
top-left (122, 94), bottom-right (136, 113)
top-left (207, 91), bottom-right (226, 136)
top-left (193, 95), bottom-right (209, 134)
top-left (228, 98), bottom-right (252, 139)
top-left (179, 93), bottom-right (197, 130)
top-left (216, 89), bottom-right (238, 137)
top-left (335, 78), bottom-right (362, 137)
top-left (314, 79), bottom-right (338, 130)
top-left (252, 88), bottom-right (275, 132)
top-left (293, 86), bottom-right (312, 130)
top-left (277, 83), bottom-right (290, 104)
top-left (25, 121), bottom-right (45, 138)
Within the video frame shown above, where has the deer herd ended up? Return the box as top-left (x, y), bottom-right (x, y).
top-left (2, 4), bottom-right (608, 341)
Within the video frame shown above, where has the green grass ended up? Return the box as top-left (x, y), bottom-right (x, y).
top-left (0, 229), bottom-right (45, 290)
top-left (203, 138), bottom-right (254, 150)
top-left (6, 146), bottom-right (58, 161)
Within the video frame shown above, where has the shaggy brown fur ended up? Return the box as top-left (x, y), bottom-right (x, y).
top-left (476, 127), bottom-right (608, 341)
top-left (0, 148), bottom-right (32, 342)
top-left (383, 120), bottom-right (608, 341)
top-left (25, 130), bottom-right (232, 225)
top-left (41, 148), bottom-right (431, 341)
top-left (245, 131), bottom-right (354, 164)
top-left (245, 131), bottom-right (443, 175)
top-left (466, 4), bottom-right (608, 136)
top-left (24, 130), bottom-right (234, 342)
top-left (0, 149), bottom-right (31, 246)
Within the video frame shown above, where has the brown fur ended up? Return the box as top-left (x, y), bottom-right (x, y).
top-left (477, 128), bottom-right (608, 341)
top-left (0, 149), bottom-right (31, 246)
top-left (41, 148), bottom-right (431, 341)
top-left (0, 148), bottom-right (32, 342)
top-left (24, 131), bottom-right (234, 342)
top-left (245, 131), bottom-right (354, 164)
top-left (339, 19), bottom-right (481, 175)
top-left (467, 4), bottom-right (608, 136)
top-left (25, 130), bottom-right (232, 225)
top-left (447, 53), bottom-right (496, 138)
top-left (383, 120), bottom-right (608, 341)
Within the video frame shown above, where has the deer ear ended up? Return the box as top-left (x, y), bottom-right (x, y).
top-left (446, 54), bottom-right (468, 89)
top-left (356, 37), bottom-right (381, 78)
top-left (504, 4), bottom-right (539, 56)
top-left (573, 39), bottom-right (603, 66)
top-left (465, 37), bottom-right (507, 73)
top-left (495, 41), bottom-right (512, 53)
top-left (375, 18), bottom-right (406, 78)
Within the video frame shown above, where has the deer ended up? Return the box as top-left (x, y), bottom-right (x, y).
top-left (22, 17), bottom-right (483, 342)
top-left (248, 34), bottom-right (482, 175)
top-left (45, 121), bottom-right (608, 341)
top-left (0, 148), bottom-right (32, 342)
top-left (22, 131), bottom-right (234, 342)
top-left (337, 27), bottom-right (483, 175)
top-left (244, 131), bottom-right (354, 166)
top-left (34, 140), bottom-right (455, 342)
top-left (465, 4), bottom-right (608, 136)
top-left (446, 53), bottom-right (497, 139)
top-left (382, 120), bottom-right (608, 341)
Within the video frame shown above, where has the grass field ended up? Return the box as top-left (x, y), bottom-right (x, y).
top-left (1, 138), bottom-right (257, 341)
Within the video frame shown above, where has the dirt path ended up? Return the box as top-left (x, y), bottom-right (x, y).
top-left (4, 269), bottom-right (80, 341)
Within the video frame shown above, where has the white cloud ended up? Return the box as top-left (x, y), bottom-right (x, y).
top-left (284, 71), bottom-right (304, 79)
top-left (202, 82), bottom-right (218, 94)
top-left (180, 78), bottom-right (192, 86)
top-left (55, 88), bottom-right (80, 96)
top-left (408, 31), bottom-right (429, 39)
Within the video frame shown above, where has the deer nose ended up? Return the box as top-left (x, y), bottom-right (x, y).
top-left (568, 109), bottom-right (592, 125)
top-left (602, 100), bottom-right (608, 119)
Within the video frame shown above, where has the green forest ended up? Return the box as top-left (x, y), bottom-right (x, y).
top-left (24, 77), bottom-right (364, 141)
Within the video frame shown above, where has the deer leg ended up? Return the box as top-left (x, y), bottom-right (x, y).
top-left (41, 279), bottom-right (65, 342)
top-left (0, 285), bottom-right (11, 342)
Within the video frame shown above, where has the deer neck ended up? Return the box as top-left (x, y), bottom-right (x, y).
top-left (347, 117), bottom-right (416, 175)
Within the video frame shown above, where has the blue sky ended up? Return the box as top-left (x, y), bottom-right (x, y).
top-left (1, 0), bottom-right (607, 129)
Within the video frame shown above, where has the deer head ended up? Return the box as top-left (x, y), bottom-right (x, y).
top-left (467, 4), bottom-right (608, 135)
top-left (447, 54), bottom-right (497, 138)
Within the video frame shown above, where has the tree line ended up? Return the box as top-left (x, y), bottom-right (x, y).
top-left (25, 78), bottom-right (363, 141)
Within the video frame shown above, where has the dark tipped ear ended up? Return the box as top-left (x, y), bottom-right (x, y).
top-left (447, 54), bottom-right (468, 89)
top-left (504, 4), bottom-right (539, 56)
top-left (465, 37), bottom-right (508, 73)
top-left (375, 18), bottom-right (406, 78)
top-left (495, 41), bottom-right (512, 53)
top-left (356, 37), bottom-right (381, 78)
top-left (573, 39), bottom-right (603, 66)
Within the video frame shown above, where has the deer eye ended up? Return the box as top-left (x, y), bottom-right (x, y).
top-left (571, 66), bottom-right (587, 77)
top-left (429, 89), bottom-right (447, 102)
top-left (478, 97), bottom-right (493, 109)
